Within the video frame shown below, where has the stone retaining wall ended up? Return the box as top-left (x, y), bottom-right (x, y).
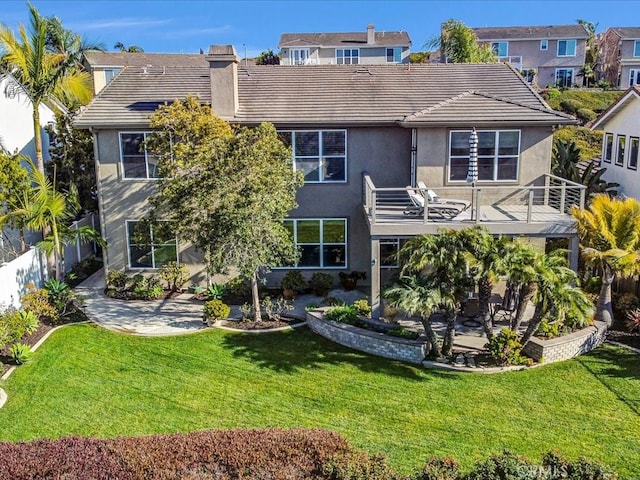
top-left (306, 311), bottom-right (427, 364)
top-left (522, 321), bottom-right (608, 363)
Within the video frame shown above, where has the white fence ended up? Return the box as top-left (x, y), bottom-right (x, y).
top-left (0, 247), bottom-right (47, 310)
top-left (63, 213), bottom-right (98, 272)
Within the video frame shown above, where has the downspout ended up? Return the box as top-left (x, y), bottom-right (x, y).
top-left (90, 127), bottom-right (108, 278)
top-left (410, 128), bottom-right (417, 186)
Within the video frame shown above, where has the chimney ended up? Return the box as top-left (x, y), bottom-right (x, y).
top-left (205, 45), bottom-right (239, 118)
top-left (367, 24), bottom-right (375, 44)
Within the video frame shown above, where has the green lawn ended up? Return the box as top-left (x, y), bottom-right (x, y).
top-left (1, 324), bottom-right (639, 477)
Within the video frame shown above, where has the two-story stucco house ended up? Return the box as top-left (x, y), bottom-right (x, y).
top-left (278, 24), bottom-right (411, 65)
top-left (74, 45), bottom-right (581, 317)
top-left (473, 24), bottom-right (589, 88)
top-left (598, 27), bottom-right (640, 89)
top-left (590, 86), bottom-right (640, 199)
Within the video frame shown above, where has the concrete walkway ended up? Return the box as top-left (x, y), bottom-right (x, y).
top-left (75, 269), bottom-right (521, 345)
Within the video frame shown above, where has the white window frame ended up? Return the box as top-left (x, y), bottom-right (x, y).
top-left (557, 39), bottom-right (576, 57)
top-left (630, 69), bottom-right (640, 87)
top-left (628, 137), bottom-right (639, 171)
top-left (540, 40), bottom-right (548, 51)
top-left (386, 47), bottom-right (402, 63)
top-left (616, 135), bottom-right (626, 167)
top-left (380, 239), bottom-right (400, 268)
top-left (119, 132), bottom-right (160, 180)
top-left (289, 48), bottom-right (310, 65)
top-left (104, 68), bottom-right (121, 84)
top-left (603, 133), bottom-right (614, 163)
top-left (279, 130), bottom-right (347, 183)
top-left (555, 68), bottom-right (574, 88)
top-left (634, 40), bottom-right (640, 57)
top-left (336, 48), bottom-right (359, 65)
top-left (491, 42), bottom-right (508, 57)
top-left (125, 220), bottom-right (178, 270)
top-left (281, 218), bottom-right (348, 269)
top-left (448, 130), bottom-right (521, 183)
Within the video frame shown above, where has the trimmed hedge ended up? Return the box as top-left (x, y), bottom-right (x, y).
top-left (0, 428), bottom-right (351, 479)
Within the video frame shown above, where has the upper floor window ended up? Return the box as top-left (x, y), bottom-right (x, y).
top-left (336, 48), bottom-right (359, 64)
top-left (616, 135), bottom-right (626, 166)
top-left (492, 42), bottom-right (508, 57)
top-left (557, 39), bottom-right (576, 57)
top-left (126, 220), bottom-right (177, 269)
top-left (290, 48), bottom-right (310, 65)
top-left (283, 218), bottom-right (347, 268)
top-left (120, 132), bottom-right (160, 179)
top-left (628, 137), bottom-right (639, 171)
top-left (634, 40), bottom-right (640, 57)
top-left (603, 133), bottom-right (613, 163)
top-left (540, 40), bottom-right (548, 51)
top-left (449, 130), bottom-right (520, 182)
top-left (386, 47), bottom-right (402, 63)
top-left (104, 68), bottom-right (121, 84)
top-left (278, 130), bottom-right (346, 183)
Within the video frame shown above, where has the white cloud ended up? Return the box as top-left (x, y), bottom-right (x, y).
top-left (165, 25), bottom-right (234, 38)
top-left (73, 18), bottom-right (171, 30)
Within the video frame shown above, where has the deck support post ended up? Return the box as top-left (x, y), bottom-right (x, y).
top-left (569, 235), bottom-right (580, 271)
top-left (370, 238), bottom-right (381, 319)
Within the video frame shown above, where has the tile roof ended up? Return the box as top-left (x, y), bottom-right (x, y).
top-left (75, 62), bottom-right (574, 128)
top-left (83, 51), bottom-right (209, 67)
top-left (607, 27), bottom-right (640, 38)
top-left (278, 31), bottom-right (411, 48)
top-left (590, 85), bottom-right (640, 130)
top-left (474, 24), bottom-right (589, 40)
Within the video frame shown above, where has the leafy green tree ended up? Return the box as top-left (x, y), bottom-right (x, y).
top-left (578, 19), bottom-right (598, 87)
top-left (572, 195), bottom-right (640, 325)
top-left (0, 150), bottom-right (31, 253)
top-left (114, 42), bottom-right (144, 52)
top-left (428, 19), bottom-right (497, 63)
top-left (0, 3), bottom-right (94, 173)
top-left (46, 111), bottom-right (97, 213)
top-left (146, 96), bottom-right (302, 321)
top-left (255, 49), bottom-right (280, 65)
top-left (408, 51), bottom-right (429, 63)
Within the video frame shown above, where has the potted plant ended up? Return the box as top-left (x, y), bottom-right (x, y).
top-left (339, 271), bottom-right (367, 291)
top-left (281, 270), bottom-right (306, 299)
top-left (309, 273), bottom-right (334, 296)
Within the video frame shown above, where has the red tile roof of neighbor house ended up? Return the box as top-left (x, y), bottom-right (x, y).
top-left (75, 61), bottom-right (575, 128)
top-left (606, 27), bottom-right (640, 39)
top-left (474, 24), bottom-right (589, 40)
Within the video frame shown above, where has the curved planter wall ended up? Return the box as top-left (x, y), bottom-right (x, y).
top-left (522, 320), bottom-right (608, 363)
top-left (306, 311), bottom-right (428, 365)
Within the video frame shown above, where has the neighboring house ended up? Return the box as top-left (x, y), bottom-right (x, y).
top-left (590, 86), bottom-right (640, 199)
top-left (278, 24), bottom-right (411, 65)
top-left (75, 45), bottom-right (580, 317)
top-left (0, 73), bottom-right (56, 160)
top-left (83, 51), bottom-right (208, 94)
top-left (473, 24), bottom-right (589, 88)
top-left (597, 27), bottom-right (640, 88)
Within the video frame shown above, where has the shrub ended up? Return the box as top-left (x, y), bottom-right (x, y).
top-left (614, 292), bottom-right (639, 316)
top-left (10, 342), bottom-right (32, 364)
top-left (309, 273), bottom-right (334, 295)
top-left (466, 450), bottom-right (535, 479)
top-left (322, 451), bottom-right (399, 480)
top-left (559, 98), bottom-right (583, 115)
top-left (281, 270), bottom-right (307, 292)
top-left (20, 284), bottom-right (57, 322)
top-left (261, 296), bottom-right (294, 321)
top-left (325, 305), bottom-right (360, 325)
top-left (158, 261), bottom-right (189, 291)
top-left (542, 451), bottom-right (619, 479)
top-left (204, 299), bottom-right (231, 322)
top-left (131, 276), bottom-right (164, 300)
top-left (415, 456), bottom-right (460, 480)
top-left (0, 309), bottom-right (39, 350)
top-left (386, 327), bottom-right (419, 340)
top-left (625, 309), bottom-right (640, 333)
top-left (576, 108), bottom-right (597, 123)
top-left (224, 276), bottom-right (251, 302)
top-left (206, 283), bottom-right (226, 300)
top-left (106, 269), bottom-right (128, 290)
top-left (535, 319), bottom-right (560, 338)
top-left (325, 296), bottom-right (346, 307)
top-left (188, 284), bottom-right (206, 295)
top-left (44, 279), bottom-right (77, 319)
top-left (67, 255), bottom-right (102, 286)
top-left (352, 299), bottom-right (372, 318)
top-left (486, 328), bottom-right (529, 366)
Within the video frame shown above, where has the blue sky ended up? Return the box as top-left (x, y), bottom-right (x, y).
top-left (2, 0), bottom-right (640, 58)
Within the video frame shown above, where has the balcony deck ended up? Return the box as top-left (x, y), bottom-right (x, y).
top-left (363, 174), bottom-right (585, 237)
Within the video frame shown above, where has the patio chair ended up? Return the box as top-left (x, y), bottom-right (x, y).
top-left (417, 181), bottom-right (471, 210)
top-left (403, 186), bottom-right (465, 219)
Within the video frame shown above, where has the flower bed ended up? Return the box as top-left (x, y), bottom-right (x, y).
top-left (523, 320), bottom-right (608, 363)
top-left (306, 310), bottom-right (428, 364)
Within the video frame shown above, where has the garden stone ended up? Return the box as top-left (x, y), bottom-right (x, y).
top-left (455, 353), bottom-right (465, 365)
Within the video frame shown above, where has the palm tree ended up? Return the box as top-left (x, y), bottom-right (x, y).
top-left (427, 19), bottom-right (498, 63)
top-left (502, 240), bottom-right (540, 331)
top-left (571, 195), bottom-right (640, 325)
top-left (0, 3), bottom-right (94, 173)
top-left (114, 42), bottom-right (144, 53)
top-left (0, 150), bottom-right (31, 253)
top-left (11, 160), bottom-right (104, 280)
top-left (520, 249), bottom-right (592, 346)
